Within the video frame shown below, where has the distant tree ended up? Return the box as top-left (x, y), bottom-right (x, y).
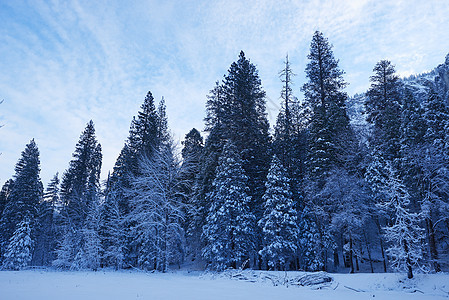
top-left (259, 156), bottom-right (297, 270)
top-left (365, 60), bottom-right (402, 162)
top-left (202, 141), bottom-right (255, 270)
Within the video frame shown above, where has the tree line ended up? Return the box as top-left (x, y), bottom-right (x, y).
top-left (1, 31), bottom-right (448, 278)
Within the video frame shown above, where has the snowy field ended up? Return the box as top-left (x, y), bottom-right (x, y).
top-left (0, 270), bottom-right (448, 299)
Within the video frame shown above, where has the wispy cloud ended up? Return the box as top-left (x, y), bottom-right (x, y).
top-left (1, 0), bottom-right (448, 184)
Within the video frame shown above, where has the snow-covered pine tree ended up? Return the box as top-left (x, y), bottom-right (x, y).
top-left (202, 141), bottom-right (255, 271)
top-left (366, 152), bottom-right (425, 278)
top-left (298, 206), bottom-right (323, 271)
top-left (0, 140), bottom-right (42, 264)
top-left (179, 128), bottom-right (204, 258)
top-left (301, 31), bottom-right (351, 186)
top-left (273, 55), bottom-right (307, 207)
top-left (301, 31), bottom-right (355, 271)
top-left (128, 141), bottom-right (185, 272)
top-left (221, 51), bottom-right (271, 214)
top-left (0, 179), bottom-right (14, 218)
top-left (2, 219), bottom-right (33, 270)
top-left (56, 121), bottom-right (102, 269)
top-left (419, 89), bottom-right (449, 272)
top-left (33, 173), bottom-right (60, 266)
top-left (0, 179), bottom-right (14, 258)
top-left (105, 92), bottom-right (169, 268)
top-left (73, 193), bottom-right (102, 271)
top-left (100, 175), bottom-right (126, 269)
top-left (259, 156), bottom-right (297, 270)
top-left (365, 60), bottom-right (403, 162)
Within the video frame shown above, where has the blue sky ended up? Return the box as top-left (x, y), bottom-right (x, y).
top-left (1, 0), bottom-right (449, 185)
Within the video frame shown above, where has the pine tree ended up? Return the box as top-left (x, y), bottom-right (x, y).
top-left (366, 152), bottom-right (425, 278)
top-left (202, 141), bottom-right (255, 270)
top-left (298, 206), bottom-right (323, 271)
top-left (2, 219), bottom-right (33, 270)
top-left (0, 179), bottom-right (14, 217)
top-left (34, 173), bottom-right (60, 266)
top-left (259, 156), bottom-right (297, 270)
top-left (0, 140), bottom-right (42, 263)
top-left (301, 31), bottom-right (353, 271)
top-left (56, 121), bottom-right (102, 269)
top-left (105, 93), bottom-right (170, 268)
top-left (100, 175), bottom-right (126, 269)
top-left (365, 60), bottom-right (403, 162)
top-left (273, 56), bottom-right (306, 205)
top-left (222, 51), bottom-right (271, 206)
top-left (301, 31), bottom-right (351, 186)
top-left (419, 90), bottom-right (449, 272)
top-left (202, 52), bottom-right (270, 210)
top-left (199, 52), bottom-right (270, 267)
top-left (180, 128), bottom-right (204, 257)
top-left (128, 141), bottom-right (185, 271)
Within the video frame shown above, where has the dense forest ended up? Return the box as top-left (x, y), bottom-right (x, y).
top-left (1, 31), bottom-right (448, 279)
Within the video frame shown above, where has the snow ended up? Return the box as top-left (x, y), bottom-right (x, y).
top-left (0, 270), bottom-right (448, 299)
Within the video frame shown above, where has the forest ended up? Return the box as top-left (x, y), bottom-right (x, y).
top-left (1, 31), bottom-right (448, 279)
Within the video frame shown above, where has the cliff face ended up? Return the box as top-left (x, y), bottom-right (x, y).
top-left (403, 53), bottom-right (449, 103)
top-left (435, 53), bottom-right (449, 102)
top-left (346, 53), bottom-right (449, 140)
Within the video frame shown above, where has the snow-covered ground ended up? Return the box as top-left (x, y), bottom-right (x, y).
top-left (0, 269), bottom-right (448, 299)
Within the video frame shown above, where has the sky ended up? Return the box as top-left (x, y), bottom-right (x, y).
top-left (1, 0), bottom-right (449, 185)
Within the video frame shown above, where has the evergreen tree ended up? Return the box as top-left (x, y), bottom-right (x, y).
top-left (34, 173), bottom-right (60, 266)
top-left (301, 31), bottom-right (354, 271)
top-left (0, 179), bottom-right (14, 217)
top-left (200, 52), bottom-right (270, 267)
top-left (100, 175), bottom-right (126, 269)
top-left (128, 142), bottom-right (185, 271)
top-left (202, 141), bottom-right (255, 270)
top-left (419, 90), bottom-right (449, 272)
top-left (2, 219), bottom-right (33, 270)
top-left (298, 206), bottom-right (323, 271)
top-left (202, 52), bottom-right (270, 212)
top-left (180, 128), bottom-right (204, 257)
top-left (301, 31), bottom-right (351, 186)
top-left (0, 140), bottom-right (42, 263)
top-left (56, 121), bottom-right (102, 269)
top-left (259, 156), bottom-right (297, 270)
top-left (365, 60), bottom-right (403, 162)
top-left (105, 93), bottom-right (170, 268)
top-left (273, 56), bottom-right (306, 206)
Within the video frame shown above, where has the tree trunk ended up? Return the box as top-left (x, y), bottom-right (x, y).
top-left (363, 229), bottom-right (374, 273)
top-left (375, 217), bottom-right (387, 272)
top-left (333, 248), bottom-right (339, 269)
top-left (404, 239), bottom-right (413, 279)
top-left (349, 234), bottom-right (355, 273)
top-left (426, 217), bottom-right (441, 272)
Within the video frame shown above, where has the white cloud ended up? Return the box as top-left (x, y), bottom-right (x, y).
top-left (1, 0), bottom-right (449, 184)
